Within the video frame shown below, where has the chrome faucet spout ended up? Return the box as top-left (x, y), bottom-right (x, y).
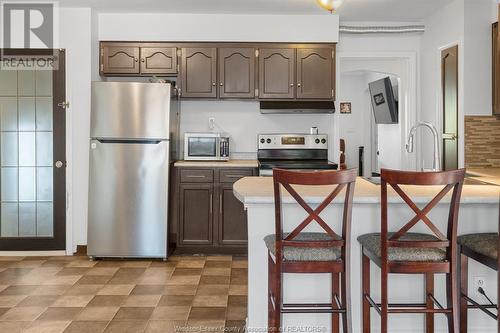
top-left (406, 122), bottom-right (441, 171)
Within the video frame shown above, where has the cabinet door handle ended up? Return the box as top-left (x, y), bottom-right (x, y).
top-left (297, 83), bottom-right (302, 87)
top-left (290, 83), bottom-right (294, 87)
top-left (219, 82), bottom-right (223, 86)
top-left (212, 82), bottom-right (216, 86)
top-left (134, 57), bottom-right (138, 62)
top-left (226, 175), bottom-right (247, 178)
top-left (186, 175), bottom-right (205, 178)
top-left (141, 58), bottom-right (145, 63)
top-left (219, 193), bottom-right (223, 214)
top-left (210, 194), bottom-right (213, 214)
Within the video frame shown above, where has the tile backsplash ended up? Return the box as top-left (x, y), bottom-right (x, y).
top-left (465, 116), bottom-right (500, 168)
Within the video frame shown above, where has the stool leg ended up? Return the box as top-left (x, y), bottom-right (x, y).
top-left (497, 259), bottom-right (499, 333)
top-left (274, 261), bottom-right (282, 332)
top-left (341, 270), bottom-right (352, 333)
top-left (362, 253), bottom-right (371, 333)
top-left (332, 273), bottom-right (340, 333)
top-left (459, 253), bottom-right (468, 333)
top-left (381, 265), bottom-right (388, 333)
top-left (268, 254), bottom-right (275, 331)
top-left (425, 273), bottom-right (434, 333)
top-left (446, 260), bottom-right (459, 333)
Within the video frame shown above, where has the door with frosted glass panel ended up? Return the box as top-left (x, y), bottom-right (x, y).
top-left (0, 49), bottom-right (65, 250)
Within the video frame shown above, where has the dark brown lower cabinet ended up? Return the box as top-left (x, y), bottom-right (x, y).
top-left (178, 183), bottom-right (213, 245)
top-left (172, 166), bottom-right (257, 254)
top-left (218, 183), bottom-right (248, 245)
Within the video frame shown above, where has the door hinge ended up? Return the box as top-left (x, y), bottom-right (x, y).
top-left (255, 49), bottom-right (259, 58)
top-left (332, 49), bottom-right (335, 58)
top-left (332, 89), bottom-right (334, 97)
top-left (58, 101), bottom-right (70, 109)
top-left (177, 49), bottom-right (182, 57)
top-left (177, 64), bottom-right (180, 72)
top-left (255, 88), bottom-right (259, 96)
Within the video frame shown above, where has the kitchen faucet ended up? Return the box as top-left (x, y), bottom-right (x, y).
top-left (406, 121), bottom-right (441, 171)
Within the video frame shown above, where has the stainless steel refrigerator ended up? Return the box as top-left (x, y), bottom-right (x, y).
top-left (87, 81), bottom-right (179, 259)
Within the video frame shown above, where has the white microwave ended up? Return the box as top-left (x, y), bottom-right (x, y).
top-left (184, 133), bottom-right (230, 161)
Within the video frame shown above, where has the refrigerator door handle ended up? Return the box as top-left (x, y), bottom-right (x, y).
top-left (96, 139), bottom-right (165, 144)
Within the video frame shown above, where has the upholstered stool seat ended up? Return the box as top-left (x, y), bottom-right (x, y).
top-left (264, 232), bottom-right (342, 262)
top-left (358, 232), bottom-right (447, 262)
top-left (458, 233), bottom-right (498, 260)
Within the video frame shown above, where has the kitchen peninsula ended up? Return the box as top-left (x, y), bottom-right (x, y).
top-left (233, 176), bottom-right (500, 332)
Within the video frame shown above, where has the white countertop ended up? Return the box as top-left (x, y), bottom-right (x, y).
top-left (233, 176), bottom-right (500, 205)
top-left (174, 159), bottom-right (258, 168)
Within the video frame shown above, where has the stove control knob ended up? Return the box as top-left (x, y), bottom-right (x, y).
top-left (315, 139), bottom-right (320, 144)
top-left (266, 138), bottom-right (272, 144)
top-left (321, 139), bottom-right (326, 144)
top-left (260, 138), bottom-right (265, 144)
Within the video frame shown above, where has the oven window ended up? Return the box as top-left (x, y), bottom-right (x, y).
top-left (188, 137), bottom-right (217, 157)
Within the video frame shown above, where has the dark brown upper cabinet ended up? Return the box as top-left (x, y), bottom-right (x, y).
top-left (297, 48), bottom-right (334, 99)
top-left (181, 47), bottom-right (217, 98)
top-left (258, 48), bottom-right (295, 99)
top-left (219, 47), bottom-right (256, 99)
top-left (140, 46), bottom-right (178, 75)
top-left (101, 43), bottom-right (140, 75)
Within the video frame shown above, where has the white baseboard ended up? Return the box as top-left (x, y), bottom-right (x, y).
top-left (0, 251), bottom-right (67, 257)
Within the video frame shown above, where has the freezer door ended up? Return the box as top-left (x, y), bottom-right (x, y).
top-left (91, 82), bottom-right (171, 140)
top-left (87, 140), bottom-right (169, 258)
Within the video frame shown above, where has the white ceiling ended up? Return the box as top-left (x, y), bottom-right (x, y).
top-left (60, 0), bottom-right (454, 21)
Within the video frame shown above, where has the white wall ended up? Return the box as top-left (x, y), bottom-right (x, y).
top-left (464, 0), bottom-right (493, 116)
top-left (180, 101), bottom-right (334, 159)
top-left (57, 8), bottom-right (92, 251)
top-left (420, 0), bottom-right (492, 169)
top-left (98, 13), bottom-right (339, 42)
top-left (337, 72), bottom-right (370, 173)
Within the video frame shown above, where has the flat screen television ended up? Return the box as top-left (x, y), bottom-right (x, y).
top-left (368, 77), bottom-right (398, 124)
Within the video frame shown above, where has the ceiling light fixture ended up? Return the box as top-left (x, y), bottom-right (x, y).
top-left (316, 0), bottom-right (344, 13)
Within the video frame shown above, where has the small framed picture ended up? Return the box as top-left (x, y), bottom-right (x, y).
top-left (340, 102), bottom-right (352, 114)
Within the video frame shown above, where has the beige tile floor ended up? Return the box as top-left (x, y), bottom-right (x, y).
top-left (0, 255), bottom-right (248, 333)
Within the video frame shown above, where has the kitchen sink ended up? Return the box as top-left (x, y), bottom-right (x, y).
top-left (363, 176), bottom-right (497, 186)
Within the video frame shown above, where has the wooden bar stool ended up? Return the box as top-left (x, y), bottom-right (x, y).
top-left (266, 168), bottom-right (358, 333)
top-left (458, 228), bottom-right (500, 332)
top-left (358, 168), bottom-right (465, 333)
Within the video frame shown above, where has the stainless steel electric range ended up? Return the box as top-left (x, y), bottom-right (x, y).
top-left (257, 134), bottom-right (338, 176)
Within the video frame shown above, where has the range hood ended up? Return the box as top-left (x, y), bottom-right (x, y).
top-left (260, 101), bottom-right (335, 114)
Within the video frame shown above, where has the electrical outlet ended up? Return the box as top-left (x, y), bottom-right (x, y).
top-left (473, 276), bottom-right (486, 297)
top-left (208, 117), bottom-right (215, 130)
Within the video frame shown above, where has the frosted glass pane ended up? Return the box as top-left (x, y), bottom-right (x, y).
top-left (35, 97), bottom-right (52, 131)
top-left (19, 97), bottom-right (36, 131)
top-left (19, 203), bottom-right (36, 236)
top-left (37, 167), bottom-right (52, 201)
top-left (1, 132), bottom-right (18, 166)
top-left (35, 71), bottom-right (52, 96)
top-left (19, 167), bottom-right (35, 202)
top-left (1, 203), bottom-right (18, 237)
top-left (0, 70), bottom-right (17, 96)
top-left (0, 97), bottom-right (18, 131)
top-left (1, 167), bottom-right (18, 201)
top-left (36, 202), bottom-right (53, 237)
top-left (36, 132), bottom-right (52, 166)
top-left (19, 132), bottom-right (35, 166)
top-left (18, 70), bottom-right (35, 96)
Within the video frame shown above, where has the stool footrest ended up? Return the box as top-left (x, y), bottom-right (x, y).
top-left (365, 294), bottom-right (453, 316)
top-left (461, 293), bottom-right (498, 320)
top-left (281, 303), bottom-right (346, 314)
